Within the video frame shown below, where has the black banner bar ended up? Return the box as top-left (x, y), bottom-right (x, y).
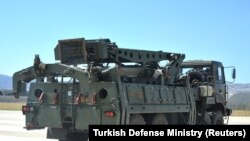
top-left (89, 125), bottom-right (249, 141)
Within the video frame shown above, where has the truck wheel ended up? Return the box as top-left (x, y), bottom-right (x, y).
top-left (167, 114), bottom-right (178, 125)
top-left (188, 71), bottom-right (204, 85)
top-left (196, 111), bottom-right (211, 125)
top-left (65, 132), bottom-right (88, 141)
top-left (203, 112), bottom-right (211, 125)
top-left (177, 113), bottom-right (189, 124)
top-left (151, 114), bottom-right (168, 125)
top-left (212, 110), bottom-right (224, 125)
top-left (129, 114), bottom-right (146, 125)
top-left (80, 133), bottom-right (89, 141)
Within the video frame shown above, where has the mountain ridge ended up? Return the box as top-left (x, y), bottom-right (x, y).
top-left (0, 74), bottom-right (12, 89)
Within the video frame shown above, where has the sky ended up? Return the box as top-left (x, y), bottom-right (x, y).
top-left (0, 0), bottom-right (249, 83)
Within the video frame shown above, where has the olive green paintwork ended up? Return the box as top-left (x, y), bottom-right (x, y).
top-left (12, 37), bottom-right (232, 140)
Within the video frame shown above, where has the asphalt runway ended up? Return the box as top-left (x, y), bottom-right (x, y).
top-left (0, 110), bottom-right (56, 141)
top-left (0, 110), bottom-right (249, 140)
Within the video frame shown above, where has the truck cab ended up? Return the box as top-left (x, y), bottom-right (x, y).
top-left (179, 60), bottom-right (235, 124)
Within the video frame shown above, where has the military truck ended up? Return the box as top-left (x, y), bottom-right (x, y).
top-left (13, 37), bottom-right (235, 141)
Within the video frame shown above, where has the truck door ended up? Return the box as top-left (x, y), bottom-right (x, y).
top-left (213, 63), bottom-right (226, 105)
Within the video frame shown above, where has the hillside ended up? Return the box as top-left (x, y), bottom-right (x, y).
top-left (228, 83), bottom-right (250, 94)
top-left (228, 91), bottom-right (250, 110)
top-left (0, 74), bottom-right (12, 90)
top-left (223, 84), bottom-right (250, 110)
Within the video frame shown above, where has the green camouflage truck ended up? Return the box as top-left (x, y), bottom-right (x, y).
top-left (13, 37), bottom-right (235, 141)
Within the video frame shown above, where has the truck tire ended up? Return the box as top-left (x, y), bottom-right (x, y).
top-left (177, 113), bottom-right (189, 124)
top-left (80, 133), bottom-right (89, 141)
top-left (203, 112), bottom-right (211, 125)
top-left (167, 114), bottom-right (178, 125)
top-left (65, 133), bottom-right (88, 141)
top-left (196, 111), bottom-right (211, 125)
top-left (129, 114), bottom-right (146, 125)
top-left (212, 110), bottom-right (224, 125)
top-left (151, 114), bottom-right (168, 125)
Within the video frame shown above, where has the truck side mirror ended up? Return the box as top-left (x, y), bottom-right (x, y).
top-left (232, 68), bottom-right (236, 79)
